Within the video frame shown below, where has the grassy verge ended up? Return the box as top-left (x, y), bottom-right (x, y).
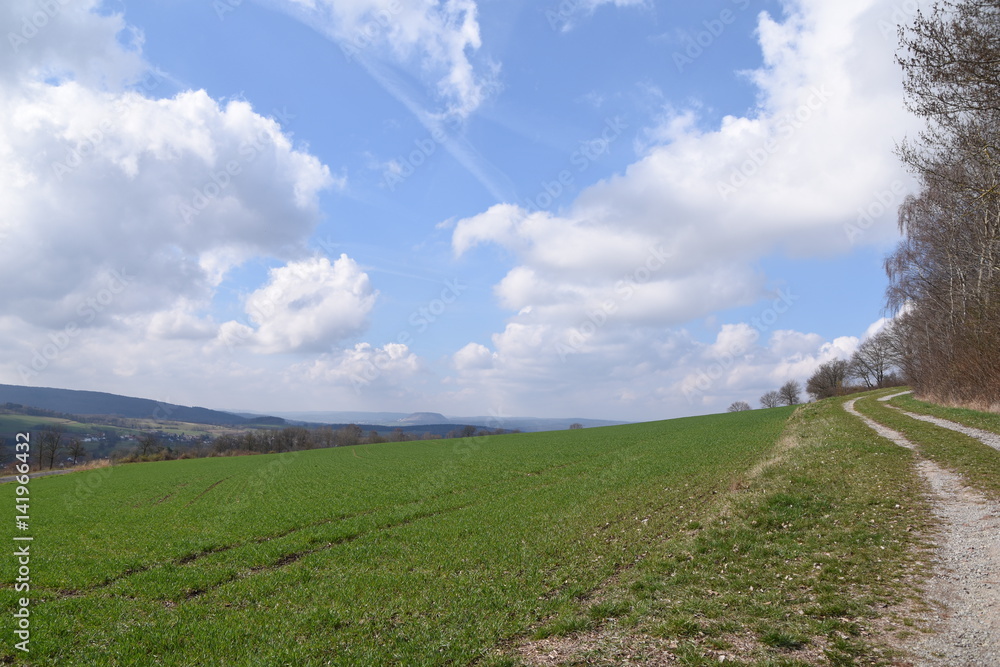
top-left (854, 394), bottom-right (1000, 501)
top-left (887, 393), bottom-right (1000, 436)
top-left (500, 396), bottom-right (937, 666)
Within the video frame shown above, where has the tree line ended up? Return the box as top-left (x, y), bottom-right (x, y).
top-left (885, 0), bottom-right (1000, 407)
top-left (19, 423), bottom-right (513, 469)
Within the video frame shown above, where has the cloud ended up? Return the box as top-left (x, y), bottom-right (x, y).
top-left (458, 0), bottom-right (922, 285)
top-left (1, 0), bottom-right (146, 89)
top-left (546, 0), bottom-right (650, 33)
top-left (446, 315), bottom-right (865, 419)
top-left (454, 204), bottom-right (768, 328)
top-left (291, 342), bottom-right (422, 392)
top-left (446, 0), bottom-right (923, 415)
top-left (237, 255), bottom-right (378, 353)
top-left (0, 82), bottom-right (335, 330)
top-left (269, 0), bottom-right (517, 201)
top-left (0, 0), bottom-right (369, 405)
top-left (270, 0), bottom-right (491, 118)
top-left (453, 342), bottom-right (495, 371)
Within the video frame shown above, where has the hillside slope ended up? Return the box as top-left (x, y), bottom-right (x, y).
top-left (0, 384), bottom-right (249, 425)
top-left (5, 395), bottom-right (988, 665)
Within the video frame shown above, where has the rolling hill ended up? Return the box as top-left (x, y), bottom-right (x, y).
top-left (0, 384), bottom-right (253, 426)
top-left (2, 393), bottom-right (977, 664)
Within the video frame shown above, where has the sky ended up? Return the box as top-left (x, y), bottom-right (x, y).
top-left (0, 0), bottom-right (926, 422)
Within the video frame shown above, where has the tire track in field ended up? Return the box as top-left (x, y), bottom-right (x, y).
top-left (43, 457), bottom-right (597, 601)
top-left (39, 502), bottom-right (473, 604)
top-left (181, 503), bottom-right (471, 601)
top-left (183, 476), bottom-right (232, 507)
top-left (845, 398), bottom-right (1000, 666)
top-left (168, 460), bottom-right (591, 601)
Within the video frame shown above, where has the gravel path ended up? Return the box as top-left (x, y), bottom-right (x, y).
top-left (0, 468), bottom-right (77, 484)
top-left (877, 391), bottom-right (1000, 452)
top-left (844, 398), bottom-right (1000, 666)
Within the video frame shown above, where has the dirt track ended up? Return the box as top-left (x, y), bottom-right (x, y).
top-left (845, 398), bottom-right (1000, 666)
top-left (0, 468), bottom-right (76, 484)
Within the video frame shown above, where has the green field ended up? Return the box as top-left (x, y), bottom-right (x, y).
top-left (0, 415), bottom-right (98, 438)
top-left (0, 412), bottom-right (251, 441)
top-left (0, 396), bottom-right (966, 665)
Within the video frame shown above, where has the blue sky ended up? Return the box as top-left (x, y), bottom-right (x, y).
top-left (0, 0), bottom-right (925, 421)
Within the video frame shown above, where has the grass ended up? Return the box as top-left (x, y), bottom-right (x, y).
top-left (2, 408), bottom-right (797, 665)
top-left (507, 396), bottom-right (935, 665)
top-left (855, 393), bottom-right (1000, 501)
top-left (888, 392), bottom-right (1000, 436)
top-left (0, 396), bottom-right (945, 665)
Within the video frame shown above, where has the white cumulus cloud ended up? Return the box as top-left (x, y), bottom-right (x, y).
top-left (446, 0), bottom-right (924, 415)
top-left (238, 255), bottom-right (378, 354)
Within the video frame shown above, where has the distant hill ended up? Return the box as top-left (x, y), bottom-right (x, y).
top-left (451, 416), bottom-right (630, 432)
top-left (0, 384), bottom-right (629, 433)
top-left (258, 411), bottom-right (412, 426)
top-left (257, 410), bottom-right (628, 432)
top-left (398, 412), bottom-right (450, 426)
top-left (0, 384), bottom-right (251, 426)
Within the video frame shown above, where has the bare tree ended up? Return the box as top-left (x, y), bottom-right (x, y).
top-left (849, 328), bottom-right (898, 389)
top-left (727, 401), bottom-right (752, 413)
top-left (337, 425), bottom-right (363, 447)
top-left (807, 359), bottom-right (850, 400)
top-left (39, 427), bottom-right (64, 470)
top-left (887, 0), bottom-right (1000, 405)
top-left (778, 380), bottom-right (802, 406)
top-left (569, 423), bottom-right (583, 430)
top-left (760, 391), bottom-right (782, 409)
top-left (138, 434), bottom-right (161, 458)
top-left (66, 438), bottom-right (87, 464)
